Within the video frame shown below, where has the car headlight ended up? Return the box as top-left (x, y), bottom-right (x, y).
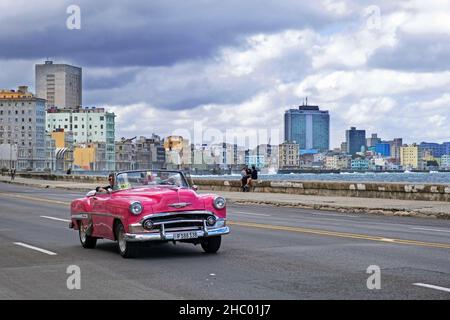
top-left (129, 201), bottom-right (143, 215)
top-left (213, 196), bottom-right (226, 210)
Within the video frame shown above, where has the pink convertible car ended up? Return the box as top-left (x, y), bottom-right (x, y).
top-left (70, 170), bottom-right (230, 258)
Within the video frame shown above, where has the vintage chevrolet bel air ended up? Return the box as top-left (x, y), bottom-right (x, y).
top-left (69, 170), bottom-right (230, 258)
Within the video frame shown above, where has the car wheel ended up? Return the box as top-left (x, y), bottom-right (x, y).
top-left (201, 236), bottom-right (221, 253)
top-left (79, 221), bottom-right (97, 249)
top-left (115, 222), bottom-right (139, 258)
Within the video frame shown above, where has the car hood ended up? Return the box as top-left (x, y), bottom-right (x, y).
top-left (113, 187), bottom-right (205, 213)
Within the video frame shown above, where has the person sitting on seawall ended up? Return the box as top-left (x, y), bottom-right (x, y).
top-left (244, 168), bottom-right (253, 192)
top-left (250, 165), bottom-right (258, 191)
top-left (95, 173), bottom-right (115, 193)
top-left (241, 166), bottom-right (249, 192)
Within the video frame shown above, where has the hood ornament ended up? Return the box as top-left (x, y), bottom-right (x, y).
top-left (168, 202), bottom-right (191, 209)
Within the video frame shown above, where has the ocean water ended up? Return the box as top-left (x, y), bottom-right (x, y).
top-left (192, 172), bottom-right (450, 185)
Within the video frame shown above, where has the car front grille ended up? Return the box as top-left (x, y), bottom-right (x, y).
top-left (141, 211), bottom-right (214, 233)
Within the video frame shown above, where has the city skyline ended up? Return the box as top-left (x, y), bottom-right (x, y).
top-left (0, 1), bottom-right (449, 148)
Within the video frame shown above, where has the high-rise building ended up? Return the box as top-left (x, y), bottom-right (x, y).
top-left (35, 60), bottom-right (82, 109)
top-left (284, 103), bottom-right (330, 152)
top-left (375, 143), bottom-right (391, 157)
top-left (366, 133), bottom-right (381, 148)
top-left (346, 127), bottom-right (366, 155)
top-left (386, 138), bottom-right (403, 163)
top-left (0, 86), bottom-right (46, 170)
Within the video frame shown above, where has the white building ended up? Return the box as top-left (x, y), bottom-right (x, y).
top-left (441, 155), bottom-right (450, 169)
top-left (0, 86), bottom-right (46, 170)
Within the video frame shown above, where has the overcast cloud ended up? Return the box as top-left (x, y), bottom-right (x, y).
top-left (1, 0), bottom-right (449, 148)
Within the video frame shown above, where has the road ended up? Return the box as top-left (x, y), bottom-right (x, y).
top-left (0, 182), bottom-right (449, 299)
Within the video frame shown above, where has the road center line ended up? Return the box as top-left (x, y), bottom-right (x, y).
top-left (13, 242), bottom-right (58, 256)
top-left (228, 221), bottom-right (450, 249)
top-left (411, 227), bottom-right (450, 233)
top-left (0, 192), bottom-right (70, 206)
top-left (413, 283), bottom-right (450, 293)
top-left (40, 216), bottom-right (71, 223)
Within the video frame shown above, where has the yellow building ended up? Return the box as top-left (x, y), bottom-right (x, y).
top-left (74, 145), bottom-right (96, 170)
top-left (400, 145), bottom-right (419, 169)
top-left (0, 86), bottom-right (34, 99)
top-left (51, 131), bottom-right (66, 149)
top-left (50, 130), bottom-right (74, 171)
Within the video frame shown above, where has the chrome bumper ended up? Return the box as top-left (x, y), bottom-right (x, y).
top-left (124, 226), bottom-right (230, 242)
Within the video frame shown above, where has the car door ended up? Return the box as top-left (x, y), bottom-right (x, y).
top-left (90, 193), bottom-right (110, 237)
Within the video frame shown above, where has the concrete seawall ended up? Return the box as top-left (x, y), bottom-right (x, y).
top-left (193, 179), bottom-right (450, 202)
top-left (11, 172), bottom-right (450, 202)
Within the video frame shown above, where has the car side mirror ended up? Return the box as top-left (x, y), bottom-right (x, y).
top-left (191, 185), bottom-right (198, 191)
top-left (86, 190), bottom-right (97, 197)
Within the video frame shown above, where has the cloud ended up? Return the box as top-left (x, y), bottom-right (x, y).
top-left (1, 0), bottom-right (450, 150)
top-left (0, 0), bottom-right (348, 67)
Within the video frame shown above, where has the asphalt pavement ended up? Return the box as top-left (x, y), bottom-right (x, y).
top-left (0, 183), bottom-right (449, 299)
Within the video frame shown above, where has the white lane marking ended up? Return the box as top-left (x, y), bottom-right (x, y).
top-left (13, 242), bottom-right (58, 256)
top-left (380, 238), bottom-right (395, 242)
top-left (411, 227), bottom-right (450, 233)
top-left (413, 283), bottom-right (450, 293)
top-left (40, 215), bottom-right (71, 223)
top-left (232, 211), bottom-right (271, 217)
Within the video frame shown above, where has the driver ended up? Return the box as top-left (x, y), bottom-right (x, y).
top-left (96, 173), bottom-right (115, 193)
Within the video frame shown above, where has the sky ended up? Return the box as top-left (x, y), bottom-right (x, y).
top-left (0, 0), bottom-right (450, 149)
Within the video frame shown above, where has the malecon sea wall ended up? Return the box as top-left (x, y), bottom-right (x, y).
top-left (192, 179), bottom-right (450, 202)
top-left (13, 173), bottom-right (450, 202)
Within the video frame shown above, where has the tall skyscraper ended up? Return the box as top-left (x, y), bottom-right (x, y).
top-left (366, 133), bottom-right (381, 148)
top-left (284, 102), bottom-right (330, 152)
top-left (35, 60), bottom-right (82, 109)
top-left (388, 138), bottom-right (403, 163)
top-left (346, 127), bottom-right (366, 155)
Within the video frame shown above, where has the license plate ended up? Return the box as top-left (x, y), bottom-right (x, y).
top-left (173, 231), bottom-right (198, 240)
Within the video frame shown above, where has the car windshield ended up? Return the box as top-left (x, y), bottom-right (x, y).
top-left (114, 171), bottom-right (189, 190)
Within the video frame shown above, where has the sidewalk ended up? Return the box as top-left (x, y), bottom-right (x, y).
top-left (1, 175), bottom-right (449, 219)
